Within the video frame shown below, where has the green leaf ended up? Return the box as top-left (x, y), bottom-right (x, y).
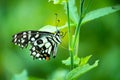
top-left (39, 23), bottom-right (74, 32)
top-left (62, 56), bottom-right (80, 66)
top-left (48, 0), bottom-right (68, 4)
top-left (68, 0), bottom-right (79, 24)
top-left (79, 55), bottom-right (92, 66)
top-left (48, 69), bottom-right (68, 80)
top-left (39, 25), bottom-right (57, 32)
top-left (66, 60), bottom-right (99, 80)
top-left (82, 5), bottom-right (120, 24)
top-left (63, 0), bottom-right (78, 24)
top-left (12, 70), bottom-right (28, 80)
top-left (58, 22), bottom-right (75, 30)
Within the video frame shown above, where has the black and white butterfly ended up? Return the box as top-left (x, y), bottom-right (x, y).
top-left (12, 30), bottom-right (62, 61)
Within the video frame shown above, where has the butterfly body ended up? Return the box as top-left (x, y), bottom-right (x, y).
top-left (12, 30), bottom-right (61, 61)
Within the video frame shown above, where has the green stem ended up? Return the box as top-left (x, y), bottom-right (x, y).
top-left (80, 0), bottom-right (85, 15)
top-left (72, 0), bottom-right (85, 52)
top-left (66, 1), bottom-right (74, 70)
top-left (72, 17), bottom-right (83, 49)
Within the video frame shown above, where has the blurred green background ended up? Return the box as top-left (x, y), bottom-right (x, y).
top-left (0, 0), bottom-right (120, 80)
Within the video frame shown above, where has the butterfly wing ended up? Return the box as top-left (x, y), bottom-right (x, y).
top-left (52, 43), bottom-right (58, 58)
top-left (12, 31), bottom-right (52, 48)
top-left (46, 36), bottom-right (58, 58)
top-left (30, 45), bottom-right (51, 60)
top-left (12, 30), bottom-right (61, 61)
top-left (12, 31), bottom-right (28, 48)
top-left (30, 36), bottom-right (53, 60)
top-left (30, 34), bottom-right (61, 60)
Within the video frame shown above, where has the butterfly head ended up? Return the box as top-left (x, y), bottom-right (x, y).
top-left (55, 30), bottom-right (66, 38)
top-left (55, 30), bottom-right (60, 35)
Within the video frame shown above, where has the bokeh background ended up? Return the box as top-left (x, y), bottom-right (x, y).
top-left (0, 0), bottom-right (120, 80)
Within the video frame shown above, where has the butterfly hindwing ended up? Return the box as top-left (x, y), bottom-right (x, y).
top-left (46, 36), bottom-right (58, 58)
top-left (30, 35), bottom-right (57, 60)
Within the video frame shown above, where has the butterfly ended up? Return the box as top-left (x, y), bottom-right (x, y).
top-left (12, 30), bottom-right (62, 61)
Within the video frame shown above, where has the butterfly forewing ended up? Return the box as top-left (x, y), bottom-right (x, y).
top-left (12, 31), bottom-right (29, 48)
top-left (12, 31), bottom-right (52, 47)
top-left (12, 30), bottom-right (61, 61)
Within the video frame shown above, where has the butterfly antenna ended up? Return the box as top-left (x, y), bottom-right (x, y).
top-left (55, 13), bottom-right (60, 31)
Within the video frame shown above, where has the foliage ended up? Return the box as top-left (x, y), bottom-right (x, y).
top-left (66, 60), bottom-right (99, 80)
top-left (12, 70), bottom-right (28, 80)
top-left (48, 0), bottom-right (120, 79)
top-left (82, 5), bottom-right (120, 24)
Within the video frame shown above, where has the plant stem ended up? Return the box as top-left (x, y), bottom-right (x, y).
top-left (80, 0), bottom-right (85, 15)
top-left (72, 0), bottom-right (85, 49)
top-left (72, 17), bottom-right (83, 49)
top-left (66, 1), bottom-right (74, 70)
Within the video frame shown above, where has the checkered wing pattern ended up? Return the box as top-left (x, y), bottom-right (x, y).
top-left (12, 30), bottom-right (61, 61)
